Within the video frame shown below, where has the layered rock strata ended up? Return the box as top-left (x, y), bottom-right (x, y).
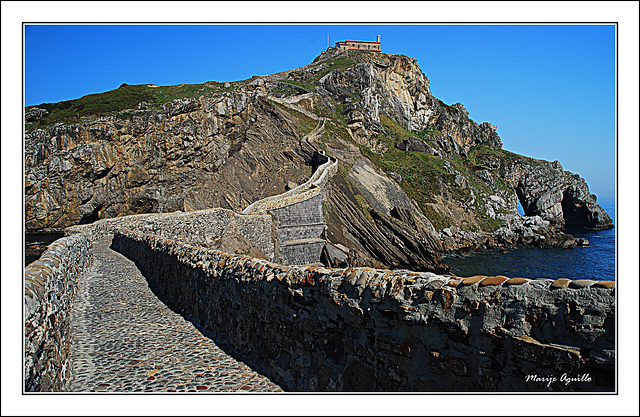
top-left (24, 95), bottom-right (312, 232)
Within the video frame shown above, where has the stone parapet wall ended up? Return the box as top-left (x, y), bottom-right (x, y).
top-left (24, 233), bottom-right (93, 391)
top-left (67, 208), bottom-right (279, 262)
top-left (111, 228), bottom-right (615, 392)
top-left (242, 156), bottom-right (337, 215)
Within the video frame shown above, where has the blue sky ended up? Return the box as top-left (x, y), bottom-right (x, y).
top-left (24, 24), bottom-right (616, 198)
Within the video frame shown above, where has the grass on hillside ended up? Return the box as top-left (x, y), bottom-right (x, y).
top-left (24, 52), bottom-right (360, 132)
top-left (468, 144), bottom-right (539, 167)
top-left (361, 115), bottom-right (511, 231)
top-left (25, 81), bottom-right (239, 132)
top-left (26, 85), bottom-right (155, 130)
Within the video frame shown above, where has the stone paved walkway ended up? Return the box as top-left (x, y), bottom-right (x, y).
top-left (69, 235), bottom-right (282, 392)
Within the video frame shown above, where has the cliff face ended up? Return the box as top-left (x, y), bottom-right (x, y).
top-left (24, 47), bottom-right (612, 270)
top-left (25, 94), bottom-right (312, 230)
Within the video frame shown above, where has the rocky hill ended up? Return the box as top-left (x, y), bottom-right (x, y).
top-left (24, 47), bottom-right (613, 271)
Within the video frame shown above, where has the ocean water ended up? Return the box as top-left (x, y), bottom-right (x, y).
top-left (25, 232), bottom-right (64, 266)
top-left (444, 197), bottom-right (616, 281)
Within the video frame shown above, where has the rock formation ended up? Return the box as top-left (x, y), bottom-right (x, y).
top-left (24, 47), bottom-right (612, 271)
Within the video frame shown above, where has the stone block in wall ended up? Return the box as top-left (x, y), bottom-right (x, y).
top-left (281, 239), bottom-right (326, 266)
top-left (278, 224), bottom-right (325, 242)
top-left (269, 193), bottom-right (325, 227)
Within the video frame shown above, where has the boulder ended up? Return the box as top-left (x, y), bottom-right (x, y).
top-left (576, 238), bottom-right (590, 247)
top-left (395, 136), bottom-right (430, 153)
top-left (321, 242), bottom-right (349, 268)
top-left (285, 181), bottom-right (298, 191)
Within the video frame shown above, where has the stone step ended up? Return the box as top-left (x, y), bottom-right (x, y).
top-left (280, 237), bottom-right (326, 247)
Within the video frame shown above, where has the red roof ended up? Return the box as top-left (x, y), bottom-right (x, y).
top-left (339, 47), bottom-right (381, 52)
top-left (337, 40), bottom-right (380, 44)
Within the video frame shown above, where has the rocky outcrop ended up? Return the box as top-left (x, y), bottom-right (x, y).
top-left (317, 50), bottom-right (502, 156)
top-left (25, 107), bottom-right (48, 122)
top-left (395, 136), bottom-right (441, 157)
top-left (24, 95), bottom-right (313, 232)
top-left (431, 103), bottom-right (503, 157)
top-left (324, 170), bottom-right (449, 273)
top-left (500, 158), bottom-right (612, 230)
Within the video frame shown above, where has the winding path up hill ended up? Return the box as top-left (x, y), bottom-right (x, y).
top-left (243, 118), bottom-right (338, 265)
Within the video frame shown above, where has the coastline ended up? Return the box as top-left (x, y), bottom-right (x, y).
top-left (445, 197), bottom-right (616, 280)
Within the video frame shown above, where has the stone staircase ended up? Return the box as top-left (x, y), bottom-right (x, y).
top-left (242, 118), bottom-right (338, 265)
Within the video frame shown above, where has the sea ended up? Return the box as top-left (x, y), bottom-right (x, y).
top-left (24, 232), bottom-right (64, 266)
top-left (444, 197), bottom-right (616, 281)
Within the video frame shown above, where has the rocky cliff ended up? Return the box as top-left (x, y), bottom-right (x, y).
top-left (24, 47), bottom-right (612, 271)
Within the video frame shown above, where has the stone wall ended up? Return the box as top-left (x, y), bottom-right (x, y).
top-left (24, 233), bottom-right (93, 391)
top-left (111, 228), bottom-right (615, 392)
top-left (67, 208), bottom-right (280, 262)
top-left (270, 193), bottom-right (326, 265)
top-left (241, 152), bottom-right (337, 265)
top-left (242, 155), bottom-right (337, 215)
top-left (281, 239), bottom-right (328, 266)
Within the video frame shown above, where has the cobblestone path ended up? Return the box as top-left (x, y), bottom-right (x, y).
top-left (69, 235), bottom-right (282, 392)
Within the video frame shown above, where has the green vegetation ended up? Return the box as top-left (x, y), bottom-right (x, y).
top-left (337, 163), bottom-right (351, 180)
top-left (149, 82), bottom-right (226, 107)
top-left (378, 115), bottom-right (412, 143)
top-left (421, 204), bottom-right (453, 231)
top-left (312, 98), bottom-right (352, 135)
top-left (468, 144), bottom-right (537, 166)
top-left (26, 84), bottom-right (155, 130)
top-left (323, 118), bottom-right (352, 144)
top-left (358, 115), bottom-right (512, 231)
top-left (278, 79), bottom-right (307, 90)
top-left (270, 84), bottom-right (300, 98)
top-left (413, 124), bottom-right (442, 147)
top-left (362, 142), bottom-right (455, 230)
top-left (25, 81), bottom-right (238, 132)
top-left (24, 52), bottom-right (360, 133)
